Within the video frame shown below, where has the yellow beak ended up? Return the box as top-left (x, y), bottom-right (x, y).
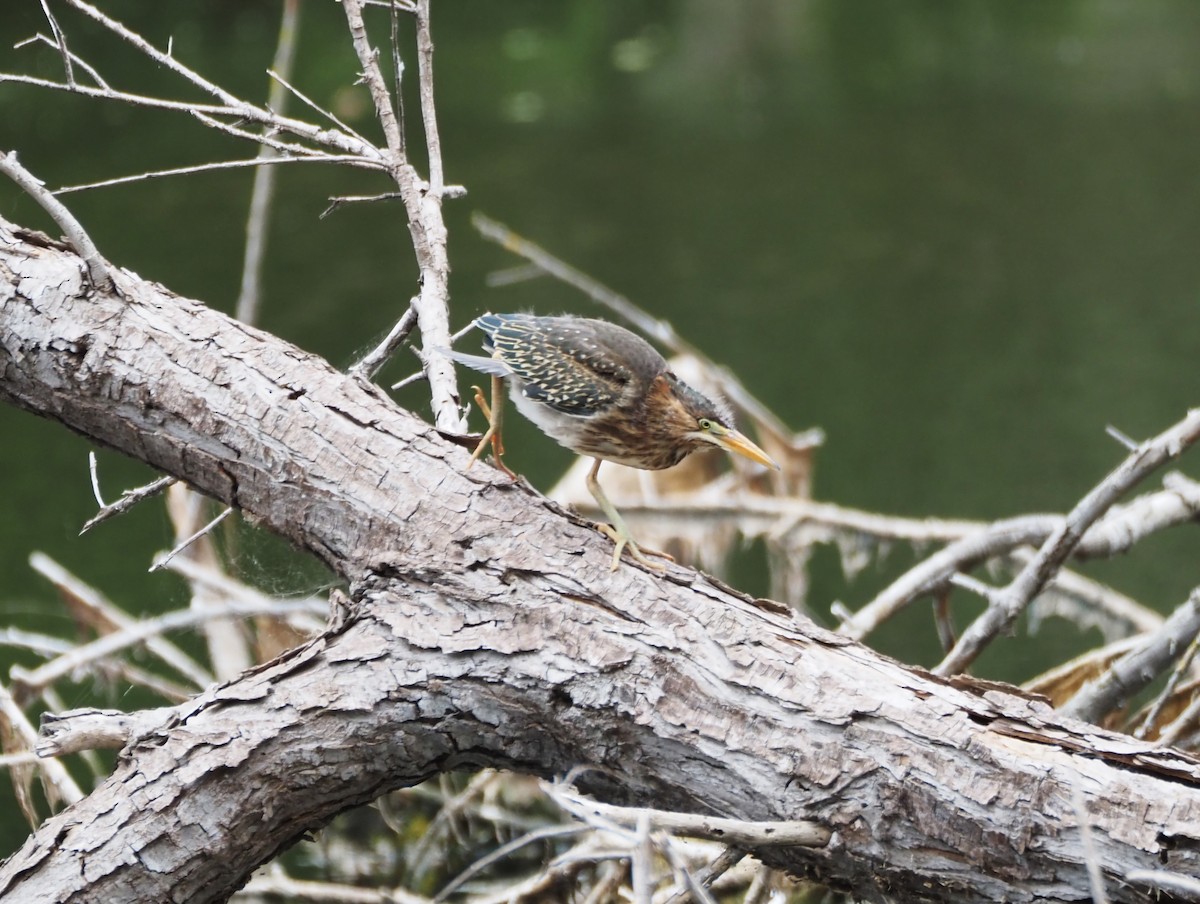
top-left (707, 425), bottom-right (780, 470)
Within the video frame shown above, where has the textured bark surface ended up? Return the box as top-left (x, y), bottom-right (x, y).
top-left (2, 218), bottom-right (1200, 903)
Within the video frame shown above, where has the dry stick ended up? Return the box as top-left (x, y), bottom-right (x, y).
top-left (390, 319), bottom-right (480, 390)
top-left (581, 861), bottom-right (628, 904)
top-left (431, 824), bottom-right (586, 902)
top-left (841, 478), bottom-right (1199, 642)
top-left (1014, 549), bottom-right (1163, 640)
top-left (631, 811), bottom-right (653, 904)
top-left (0, 150), bottom-right (112, 289)
top-left (471, 212), bottom-right (804, 446)
top-left (414, 0), bottom-right (443, 196)
top-left (935, 409), bottom-right (1200, 677)
top-left (341, 0), bottom-right (461, 432)
top-left (15, 33), bottom-right (109, 89)
top-left (1, 70), bottom-right (377, 160)
top-left (0, 629), bottom-right (74, 659)
top-left (37, 0), bottom-right (75, 86)
top-left (268, 68), bottom-right (370, 146)
top-left (1136, 631), bottom-right (1200, 740)
top-left (389, 0), bottom-right (407, 155)
top-left (408, 769), bottom-right (499, 878)
top-left (1062, 587), bottom-right (1200, 723)
top-left (342, 0), bottom-right (404, 154)
top-left (80, 474), bottom-right (176, 534)
top-left (1158, 688), bottom-right (1200, 748)
top-left (149, 505), bottom-right (235, 573)
top-left (741, 864), bottom-right (775, 904)
top-left (549, 787), bottom-right (830, 849)
top-left (87, 451), bottom-right (104, 507)
top-left (236, 0), bottom-right (301, 325)
top-left (55, 155), bottom-right (372, 196)
top-left (29, 552), bottom-right (212, 689)
top-left (662, 845), bottom-right (745, 904)
top-left (0, 681), bottom-right (83, 804)
top-left (1126, 870), bottom-right (1200, 898)
top-left (63, 0), bottom-right (265, 112)
top-left (8, 598), bottom-right (324, 699)
top-left (352, 299), bottom-right (419, 380)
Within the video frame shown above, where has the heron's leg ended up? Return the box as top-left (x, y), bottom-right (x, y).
top-left (585, 459), bottom-right (673, 572)
top-left (467, 375), bottom-right (515, 479)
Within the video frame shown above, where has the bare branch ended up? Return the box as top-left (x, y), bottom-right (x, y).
top-left (29, 553), bottom-right (213, 690)
top-left (0, 151), bottom-right (112, 289)
top-left (414, 0), bottom-right (444, 195)
top-left (80, 475), bottom-right (176, 534)
top-left (0, 680), bottom-right (83, 804)
top-left (55, 154), bottom-right (375, 197)
top-left (936, 409), bottom-right (1200, 676)
top-left (8, 598), bottom-right (324, 705)
top-left (149, 506), bottom-right (235, 573)
top-left (341, 0), bottom-right (404, 156)
top-left (37, 0), bottom-right (76, 86)
top-left (548, 785), bottom-right (830, 849)
top-left (842, 477), bottom-right (1198, 642)
top-left (1062, 587), bottom-right (1200, 723)
top-left (352, 299), bottom-right (419, 380)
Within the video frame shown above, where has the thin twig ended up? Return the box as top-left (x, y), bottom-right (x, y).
top-left (18, 32), bottom-right (109, 89)
top-left (0, 150), bottom-right (112, 289)
top-left (1126, 870), bottom-right (1200, 897)
top-left (29, 552), bottom-right (213, 689)
top-left (87, 452), bottom-right (105, 507)
top-left (352, 300), bottom-right (419, 380)
top-left (631, 811), bottom-right (653, 904)
top-left (38, 0), bottom-right (75, 86)
top-left (80, 475), bottom-right (176, 534)
top-left (431, 824), bottom-right (584, 902)
top-left (148, 506), bottom-right (235, 573)
top-left (549, 785), bottom-right (830, 848)
top-left (9, 599), bottom-right (323, 698)
top-left (56, 154), bottom-right (373, 196)
top-left (0, 680), bottom-right (83, 804)
top-left (268, 68), bottom-right (369, 146)
top-left (662, 845), bottom-right (745, 904)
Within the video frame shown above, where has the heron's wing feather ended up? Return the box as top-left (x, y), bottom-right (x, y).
top-left (487, 318), bottom-right (632, 416)
top-left (440, 348), bottom-right (513, 377)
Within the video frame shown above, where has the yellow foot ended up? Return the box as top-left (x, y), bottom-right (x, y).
top-left (596, 523), bottom-right (674, 572)
top-left (467, 384), bottom-right (515, 479)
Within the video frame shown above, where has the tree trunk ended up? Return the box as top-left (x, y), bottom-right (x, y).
top-left (1, 218), bottom-right (1198, 903)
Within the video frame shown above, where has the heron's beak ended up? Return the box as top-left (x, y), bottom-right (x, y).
top-left (708, 425), bottom-right (780, 471)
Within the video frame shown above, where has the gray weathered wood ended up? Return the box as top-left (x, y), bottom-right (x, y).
top-left (2, 218), bottom-right (1199, 903)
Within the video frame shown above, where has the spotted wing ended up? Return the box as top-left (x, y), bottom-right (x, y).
top-left (477, 314), bottom-right (664, 417)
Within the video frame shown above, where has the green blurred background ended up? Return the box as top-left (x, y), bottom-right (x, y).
top-left (1, 0), bottom-right (1198, 859)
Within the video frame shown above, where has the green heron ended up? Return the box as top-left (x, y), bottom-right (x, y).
top-left (445, 313), bottom-right (779, 571)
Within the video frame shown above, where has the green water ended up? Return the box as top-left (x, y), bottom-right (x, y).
top-left (2, 0), bottom-right (1199, 858)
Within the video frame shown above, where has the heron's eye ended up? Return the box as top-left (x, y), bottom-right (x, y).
top-left (698, 418), bottom-right (714, 431)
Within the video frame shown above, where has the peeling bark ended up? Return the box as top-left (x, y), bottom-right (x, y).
top-left (1, 218), bottom-right (1199, 903)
